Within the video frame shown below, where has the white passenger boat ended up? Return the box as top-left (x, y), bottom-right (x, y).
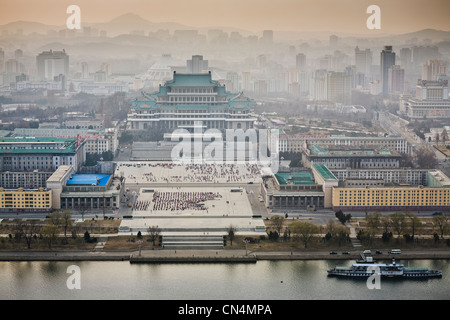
top-left (327, 259), bottom-right (442, 278)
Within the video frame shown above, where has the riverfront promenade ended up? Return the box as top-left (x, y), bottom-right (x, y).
top-left (1, 248), bottom-right (450, 263)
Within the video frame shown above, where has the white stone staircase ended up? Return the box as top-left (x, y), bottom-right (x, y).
top-left (162, 234), bottom-right (224, 250)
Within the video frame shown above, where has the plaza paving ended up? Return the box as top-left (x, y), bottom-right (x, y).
top-left (116, 161), bottom-right (263, 189)
top-left (120, 186), bottom-right (266, 235)
top-left (116, 162), bottom-right (268, 237)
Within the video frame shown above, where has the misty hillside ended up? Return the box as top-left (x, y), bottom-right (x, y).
top-left (1, 13), bottom-right (449, 42)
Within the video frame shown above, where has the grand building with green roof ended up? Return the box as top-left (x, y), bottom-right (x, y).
top-left (0, 136), bottom-right (86, 173)
top-left (127, 72), bottom-right (257, 132)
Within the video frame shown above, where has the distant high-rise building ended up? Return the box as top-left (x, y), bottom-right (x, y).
top-left (186, 55), bottom-right (208, 73)
top-left (329, 35), bottom-right (338, 47)
top-left (380, 46), bottom-right (396, 95)
top-left (355, 46), bottom-right (372, 75)
top-left (81, 62), bottom-right (89, 79)
top-left (311, 69), bottom-right (328, 101)
top-left (100, 62), bottom-right (111, 76)
top-left (296, 53), bottom-right (306, 72)
top-left (388, 65), bottom-right (405, 94)
top-left (412, 46), bottom-right (440, 67)
top-left (241, 72), bottom-right (252, 92)
top-left (0, 48), bottom-right (4, 73)
top-left (256, 54), bottom-right (267, 69)
top-left (261, 30), bottom-right (273, 44)
top-left (226, 72), bottom-right (239, 92)
top-left (422, 60), bottom-right (448, 81)
top-left (254, 80), bottom-right (268, 97)
top-left (327, 71), bottom-right (352, 105)
top-left (399, 48), bottom-right (412, 69)
top-left (14, 49), bottom-right (23, 60)
top-left (36, 49), bottom-right (69, 80)
top-left (5, 59), bottom-right (19, 73)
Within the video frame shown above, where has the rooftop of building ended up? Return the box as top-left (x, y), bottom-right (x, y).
top-left (131, 73), bottom-right (254, 111)
top-left (307, 144), bottom-right (400, 157)
top-left (0, 187), bottom-right (50, 192)
top-left (312, 164), bottom-right (338, 181)
top-left (165, 72), bottom-right (220, 87)
top-left (274, 172), bottom-right (316, 185)
top-left (0, 136), bottom-right (76, 143)
top-left (66, 174), bottom-right (111, 187)
top-left (46, 165), bottom-right (73, 183)
top-left (0, 137), bottom-right (80, 154)
top-left (428, 169), bottom-right (450, 187)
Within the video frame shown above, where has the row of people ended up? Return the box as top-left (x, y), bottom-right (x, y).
top-left (152, 191), bottom-right (222, 211)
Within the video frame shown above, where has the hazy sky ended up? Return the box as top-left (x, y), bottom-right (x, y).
top-left (1, 0), bottom-right (450, 34)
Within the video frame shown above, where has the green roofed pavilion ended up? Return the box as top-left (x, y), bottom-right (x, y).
top-left (128, 71), bottom-right (257, 132)
top-left (275, 172), bottom-right (316, 185)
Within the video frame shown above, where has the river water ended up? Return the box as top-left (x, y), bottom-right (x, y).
top-left (1, 259), bottom-right (449, 300)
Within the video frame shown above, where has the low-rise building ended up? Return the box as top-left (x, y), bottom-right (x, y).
top-left (261, 168), bottom-right (326, 210)
top-left (302, 144), bottom-right (401, 169)
top-left (277, 133), bottom-right (410, 154)
top-left (332, 169), bottom-right (450, 211)
top-left (13, 127), bottom-right (119, 154)
top-left (0, 187), bottom-right (52, 212)
top-left (400, 79), bottom-right (450, 119)
top-left (0, 170), bottom-right (54, 189)
top-left (0, 136), bottom-right (86, 172)
top-left (46, 165), bottom-right (123, 211)
top-left (332, 185), bottom-right (450, 212)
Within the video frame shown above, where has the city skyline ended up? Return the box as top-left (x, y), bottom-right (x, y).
top-left (0, 0), bottom-right (450, 34)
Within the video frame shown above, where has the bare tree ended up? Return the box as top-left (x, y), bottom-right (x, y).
top-left (415, 147), bottom-right (438, 169)
top-left (48, 210), bottom-right (62, 228)
top-left (365, 212), bottom-right (382, 244)
top-left (270, 215), bottom-right (285, 235)
top-left (381, 215), bottom-right (392, 234)
top-left (60, 210), bottom-right (73, 241)
top-left (432, 214), bottom-right (449, 239)
top-left (40, 225), bottom-right (60, 249)
top-left (390, 212), bottom-right (406, 241)
top-left (14, 220), bottom-right (40, 249)
top-left (325, 218), bottom-right (337, 235)
top-left (290, 221), bottom-right (319, 248)
top-left (147, 225), bottom-right (161, 246)
top-left (405, 211), bottom-right (422, 239)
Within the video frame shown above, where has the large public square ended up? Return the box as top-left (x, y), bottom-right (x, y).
top-left (116, 161), bottom-right (267, 236)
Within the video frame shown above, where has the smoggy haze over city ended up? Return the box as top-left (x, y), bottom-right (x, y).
top-left (1, 0), bottom-right (450, 34)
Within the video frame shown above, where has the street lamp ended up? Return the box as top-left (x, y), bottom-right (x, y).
top-left (243, 239), bottom-right (250, 256)
top-left (137, 240), bottom-right (143, 256)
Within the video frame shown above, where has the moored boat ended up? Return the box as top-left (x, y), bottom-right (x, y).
top-left (327, 259), bottom-right (442, 279)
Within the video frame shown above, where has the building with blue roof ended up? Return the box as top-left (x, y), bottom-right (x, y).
top-left (127, 71), bottom-right (257, 132)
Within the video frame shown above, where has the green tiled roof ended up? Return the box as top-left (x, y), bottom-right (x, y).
top-left (0, 147), bottom-right (76, 154)
top-left (166, 73), bottom-right (219, 87)
top-left (275, 172), bottom-right (315, 185)
top-left (313, 164), bottom-right (337, 181)
top-left (132, 72), bottom-right (255, 111)
top-left (0, 137), bottom-right (78, 154)
top-left (0, 137), bottom-right (75, 143)
top-left (308, 144), bottom-right (400, 157)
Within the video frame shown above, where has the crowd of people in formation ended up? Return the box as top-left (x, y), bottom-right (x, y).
top-left (183, 163), bottom-right (262, 183)
top-left (119, 162), bottom-right (262, 184)
top-left (152, 191), bottom-right (222, 211)
top-left (132, 200), bottom-right (150, 211)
